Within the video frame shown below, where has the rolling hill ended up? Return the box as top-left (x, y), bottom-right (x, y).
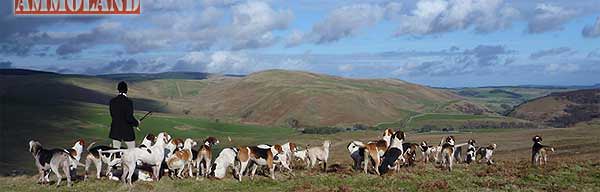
top-left (509, 89), bottom-right (600, 127)
top-left (184, 70), bottom-right (495, 127)
top-left (444, 86), bottom-right (579, 114)
top-left (2, 69), bottom-right (494, 128)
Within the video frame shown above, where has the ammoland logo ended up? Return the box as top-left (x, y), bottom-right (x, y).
top-left (14, 0), bottom-right (141, 15)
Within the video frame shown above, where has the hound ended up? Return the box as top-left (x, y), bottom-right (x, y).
top-left (193, 137), bottom-right (219, 179)
top-left (102, 132), bottom-right (171, 185)
top-left (464, 139), bottom-right (477, 164)
top-left (211, 147), bottom-right (239, 179)
top-left (28, 140), bottom-right (73, 187)
top-left (281, 142), bottom-right (298, 170)
top-left (165, 138), bottom-right (184, 158)
top-left (532, 135), bottom-right (554, 166)
top-left (139, 134), bottom-right (155, 148)
top-left (440, 136), bottom-right (455, 171)
top-left (306, 140), bottom-right (331, 172)
top-left (400, 142), bottom-right (419, 167)
top-left (236, 144), bottom-right (284, 181)
top-left (84, 133), bottom-right (154, 180)
top-left (293, 149), bottom-right (310, 168)
top-left (452, 142), bottom-right (470, 164)
top-left (166, 138), bottom-right (197, 178)
top-left (378, 131), bottom-right (406, 174)
top-left (347, 141), bottom-right (365, 170)
top-left (362, 128), bottom-right (394, 175)
top-left (476, 143), bottom-right (497, 165)
top-left (63, 139), bottom-right (86, 173)
top-left (84, 142), bottom-right (122, 180)
top-left (419, 141), bottom-right (440, 163)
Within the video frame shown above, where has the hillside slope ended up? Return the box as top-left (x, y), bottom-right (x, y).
top-left (188, 70), bottom-right (490, 127)
top-left (509, 89), bottom-right (600, 127)
top-left (446, 86), bottom-right (577, 114)
top-left (1, 69), bottom-right (492, 127)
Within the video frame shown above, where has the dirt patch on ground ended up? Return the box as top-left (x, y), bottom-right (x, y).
top-left (173, 124), bottom-right (193, 131)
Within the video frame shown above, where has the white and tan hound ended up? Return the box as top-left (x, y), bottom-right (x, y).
top-left (306, 140), bottom-right (331, 172)
top-left (101, 132), bottom-right (172, 185)
top-left (281, 142), bottom-right (298, 170)
top-left (362, 128), bottom-right (394, 175)
top-left (236, 144), bottom-right (284, 181)
top-left (166, 138), bottom-right (197, 178)
top-left (211, 147), bottom-right (239, 179)
top-left (440, 136), bottom-right (455, 171)
top-left (194, 137), bottom-right (219, 179)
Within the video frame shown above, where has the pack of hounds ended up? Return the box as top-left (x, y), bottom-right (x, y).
top-left (28, 129), bottom-right (555, 187)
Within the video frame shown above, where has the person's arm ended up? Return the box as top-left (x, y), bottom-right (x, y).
top-left (126, 100), bottom-right (140, 127)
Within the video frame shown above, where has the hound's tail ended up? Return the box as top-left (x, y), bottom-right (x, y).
top-left (352, 141), bottom-right (365, 147)
top-left (454, 143), bottom-right (468, 148)
top-left (87, 141), bottom-right (97, 151)
top-left (543, 146), bottom-right (555, 152)
top-left (99, 149), bottom-right (127, 154)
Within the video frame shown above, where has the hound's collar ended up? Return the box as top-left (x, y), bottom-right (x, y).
top-left (119, 92), bottom-right (127, 97)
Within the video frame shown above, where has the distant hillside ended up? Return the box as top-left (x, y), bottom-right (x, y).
top-left (445, 86), bottom-right (578, 114)
top-left (0, 68), bottom-right (57, 76)
top-left (509, 89), bottom-right (600, 127)
top-left (1, 69), bottom-right (494, 127)
top-left (187, 70), bottom-right (492, 127)
top-left (97, 71), bottom-right (245, 81)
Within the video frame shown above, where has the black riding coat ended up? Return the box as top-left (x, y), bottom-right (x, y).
top-left (109, 94), bottom-right (139, 141)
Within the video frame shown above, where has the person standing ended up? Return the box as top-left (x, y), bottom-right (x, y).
top-left (109, 81), bottom-right (139, 148)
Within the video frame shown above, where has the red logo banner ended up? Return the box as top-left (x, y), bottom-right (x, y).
top-left (14, 0), bottom-right (141, 15)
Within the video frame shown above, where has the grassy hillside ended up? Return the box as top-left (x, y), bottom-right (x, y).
top-left (189, 70), bottom-right (492, 127)
top-left (509, 89), bottom-right (600, 127)
top-left (3, 69), bottom-right (496, 128)
top-left (446, 87), bottom-right (577, 114)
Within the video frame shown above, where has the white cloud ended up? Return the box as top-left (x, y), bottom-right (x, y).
top-left (313, 4), bottom-right (385, 43)
top-left (395, 0), bottom-right (519, 36)
top-left (544, 63), bottom-right (579, 73)
top-left (229, 1), bottom-right (293, 49)
top-left (338, 64), bottom-right (354, 72)
top-left (175, 51), bottom-right (311, 74)
top-left (285, 30), bottom-right (305, 47)
top-left (206, 51), bottom-right (252, 74)
top-left (290, 3), bottom-right (392, 45)
top-left (180, 51), bottom-right (208, 64)
top-left (527, 4), bottom-right (577, 34)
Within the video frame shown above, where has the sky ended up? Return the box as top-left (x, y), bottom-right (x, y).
top-left (1, 0), bottom-right (600, 87)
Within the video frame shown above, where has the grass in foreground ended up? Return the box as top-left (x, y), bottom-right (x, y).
top-left (1, 159), bottom-right (599, 192)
